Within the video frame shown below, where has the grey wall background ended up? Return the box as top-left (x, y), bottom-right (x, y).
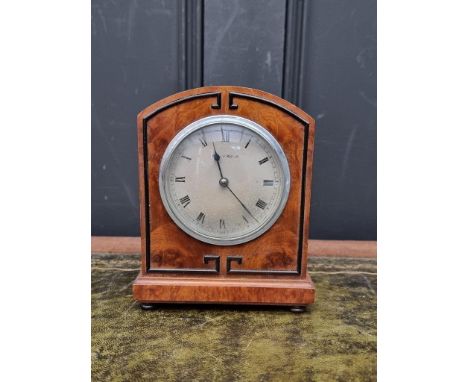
top-left (92, 0), bottom-right (376, 240)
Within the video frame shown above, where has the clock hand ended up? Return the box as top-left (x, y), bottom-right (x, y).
top-left (212, 142), bottom-right (258, 223)
top-left (212, 142), bottom-right (225, 179)
top-left (226, 185), bottom-right (259, 224)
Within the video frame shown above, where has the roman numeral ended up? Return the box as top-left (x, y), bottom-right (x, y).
top-left (263, 180), bottom-right (274, 186)
top-left (221, 128), bottom-right (230, 142)
top-left (181, 155), bottom-right (191, 160)
top-left (179, 195), bottom-right (190, 208)
top-left (219, 219), bottom-right (226, 229)
top-left (244, 139), bottom-right (251, 149)
top-left (258, 157), bottom-right (269, 165)
top-left (242, 215), bottom-right (249, 224)
top-left (199, 137), bottom-right (207, 147)
top-left (196, 212), bottom-right (205, 224)
top-left (175, 177), bottom-right (185, 182)
top-left (256, 199), bottom-right (267, 209)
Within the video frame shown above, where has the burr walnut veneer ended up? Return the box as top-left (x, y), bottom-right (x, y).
top-left (132, 86), bottom-right (316, 310)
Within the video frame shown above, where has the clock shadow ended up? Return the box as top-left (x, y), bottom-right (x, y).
top-left (137, 303), bottom-right (310, 313)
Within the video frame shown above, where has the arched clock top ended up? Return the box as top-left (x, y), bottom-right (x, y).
top-left (133, 86), bottom-right (316, 310)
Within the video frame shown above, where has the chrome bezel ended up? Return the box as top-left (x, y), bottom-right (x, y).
top-left (158, 115), bottom-right (290, 246)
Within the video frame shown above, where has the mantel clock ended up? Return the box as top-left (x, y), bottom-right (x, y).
top-left (132, 86), bottom-right (316, 312)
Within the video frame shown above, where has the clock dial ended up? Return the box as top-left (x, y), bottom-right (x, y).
top-left (159, 115), bottom-right (290, 245)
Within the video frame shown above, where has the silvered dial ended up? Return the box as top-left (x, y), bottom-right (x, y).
top-left (159, 115), bottom-right (290, 246)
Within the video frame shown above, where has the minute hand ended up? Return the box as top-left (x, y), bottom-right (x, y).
top-left (226, 185), bottom-right (259, 223)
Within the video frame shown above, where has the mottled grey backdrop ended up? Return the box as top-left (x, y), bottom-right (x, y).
top-left (92, 0), bottom-right (376, 240)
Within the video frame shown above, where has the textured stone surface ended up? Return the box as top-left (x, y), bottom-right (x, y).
top-left (92, 254), bottom-right (376, 381)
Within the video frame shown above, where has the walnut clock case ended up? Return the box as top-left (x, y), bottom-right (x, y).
top-left (132, 86), bottom-right (316, 312)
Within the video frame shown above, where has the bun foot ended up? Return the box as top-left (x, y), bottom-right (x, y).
top-left (290, 306), bottom-right (306, 313)
top-left (140, 303), bottom-right (155, 310)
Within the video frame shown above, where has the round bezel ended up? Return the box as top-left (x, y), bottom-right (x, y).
top-left (158, 115), bottom-right (290, 246)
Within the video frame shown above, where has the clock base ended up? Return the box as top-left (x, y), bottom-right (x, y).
top-left (133, 273), bottom-right (315, 308)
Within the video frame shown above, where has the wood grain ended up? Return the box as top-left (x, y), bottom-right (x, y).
top-left (309, 240), bottom-right (377, 258)
top-left (133, 273), bottom-right (315, 306)
top-left (133, 86), bottom-right (318, 306)
top-left (92, 236), bottom-right (377, 258)
top-left (138, 86), bottom-right (315, 278)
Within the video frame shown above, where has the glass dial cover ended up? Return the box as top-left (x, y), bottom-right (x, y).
top-left (158, 115), bottom-right (290, 246)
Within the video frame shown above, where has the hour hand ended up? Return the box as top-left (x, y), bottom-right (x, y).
top-left (212, 143), bottom-right (220, 162)
top-left (212, 142), bottom-right (224, 179)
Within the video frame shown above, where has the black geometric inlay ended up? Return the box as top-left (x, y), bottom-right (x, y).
top-left (225, 91), bottom-right (310, 276)
top-left (228, 92), bottom-right (309, 125)
top-left (143, 90), bottom-right (310, 276)
top-left (142, 92), bottom-right (222, 273)
top-left (211, 93), bottom-right (221, 109)
top-left (203, 255), bottom-right (220, 273)
top-left (226, 256), bottom-right (243, 272)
